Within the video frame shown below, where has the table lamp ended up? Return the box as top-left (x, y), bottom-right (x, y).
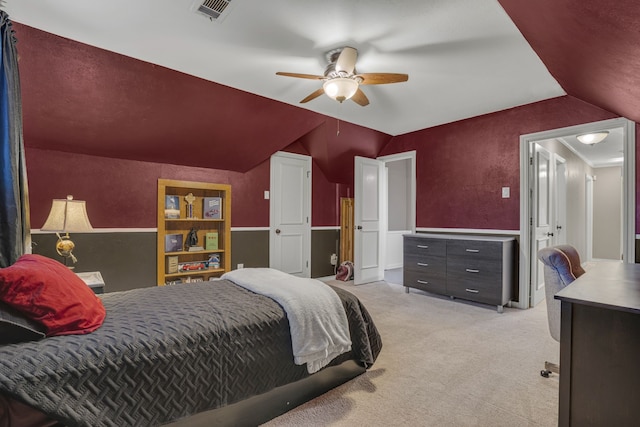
top-left (41, 195), bottom-right (93, 266)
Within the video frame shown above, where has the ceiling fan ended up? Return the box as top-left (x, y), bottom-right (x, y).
top-left (276, 47), bottom-right (409, 106)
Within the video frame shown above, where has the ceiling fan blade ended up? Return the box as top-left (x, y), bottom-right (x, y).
top-left (300, 88), bottom-right (326, 103)
top-left (350, 88), bottom-right (369, 106)
top-left (276, 72), bottom-right (325, 80)
top-left (335, 47), bottom-right (358, 74)
top-left (357, 73), bottom-right (409, 85)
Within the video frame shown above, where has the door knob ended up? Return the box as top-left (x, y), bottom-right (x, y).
top-left (356, 226), bottom-right (363, 230)
top-left (275, 229), bottom-right (281, 234)
top-left (547, 232), bottom-right (554, 237)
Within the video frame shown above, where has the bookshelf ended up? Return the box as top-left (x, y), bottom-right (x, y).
top-left (157, 179), bottom-right (231, 285)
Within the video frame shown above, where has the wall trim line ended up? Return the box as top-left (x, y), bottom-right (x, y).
top-left (32, 228), bottom-right (157, 234)
top-left (231, 227), bottom-right (270, 232)
top-left (31, 226), bottom-right (346, 234)
top-left (416, 227), bottom-right (519, 236)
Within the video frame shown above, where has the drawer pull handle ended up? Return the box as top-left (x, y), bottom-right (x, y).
top-left (465, 268), bottom-right (480, 273)
top-left (417, 245), bottom-right (429, 249)
top-left (466, 249), bottom-right (480, 253)
top-left (417, 262), bottom-right (429, 267)
top-left (417, 280), bottom-right (429, 284)
top-left (465, 288), bottom-right (480, 293)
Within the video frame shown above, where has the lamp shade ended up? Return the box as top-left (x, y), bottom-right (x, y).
top-left (323, 77), bottom-right (359, 102)
top-left (41, 195), bottom-right (93, 232)
top-left (577, 131), bottom-right (609, 145)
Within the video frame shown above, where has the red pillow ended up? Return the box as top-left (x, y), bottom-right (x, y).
top-left (0, 254), bottom-right (106, 336)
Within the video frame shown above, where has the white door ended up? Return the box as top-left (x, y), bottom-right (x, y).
top-left (531, 144), bottom-right (554, 306)
top-left (354, 156), bottom-right (384, 285)
top-left (270, 152), bottom-right (311, 277)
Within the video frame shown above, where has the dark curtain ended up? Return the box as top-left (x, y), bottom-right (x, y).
top-left (0, 11), bottom-right (30, 268)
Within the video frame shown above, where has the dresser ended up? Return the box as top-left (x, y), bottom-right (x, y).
top-left (403, 234), bottom-right (515, 312)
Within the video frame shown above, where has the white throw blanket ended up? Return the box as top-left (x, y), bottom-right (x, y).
top-left (221, 268), bottom-right (352, 373)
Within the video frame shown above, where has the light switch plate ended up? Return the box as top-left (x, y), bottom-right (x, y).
top-left (264, 190), bottom-right (270, 199)
top-left (502, 187), bottom-right (510, 198)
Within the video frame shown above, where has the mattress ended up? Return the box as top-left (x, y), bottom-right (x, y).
top-left (0, 279), bottom-right (381, 426)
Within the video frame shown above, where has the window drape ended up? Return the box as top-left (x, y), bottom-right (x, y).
top-left (0, 11), bottom-right (30, 268)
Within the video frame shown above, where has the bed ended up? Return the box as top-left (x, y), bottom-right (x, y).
top-left (0, 257), bottom-right (382, 427)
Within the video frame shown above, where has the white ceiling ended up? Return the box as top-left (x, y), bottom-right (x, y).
top-left (5, 0), bottom-right (566, 136)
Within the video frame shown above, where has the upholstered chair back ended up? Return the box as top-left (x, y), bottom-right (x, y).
top-left (537, 245), bottom-right (586, 341)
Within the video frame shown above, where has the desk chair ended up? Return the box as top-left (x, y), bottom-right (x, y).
top-left (536, 245), bottom-right (586, 378)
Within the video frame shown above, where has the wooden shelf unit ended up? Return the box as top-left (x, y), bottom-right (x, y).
top-left (157, 179), bottom-right (231, 286)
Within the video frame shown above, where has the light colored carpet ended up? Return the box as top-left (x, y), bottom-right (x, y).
top-left (263, 277), bottom-right (559, 427)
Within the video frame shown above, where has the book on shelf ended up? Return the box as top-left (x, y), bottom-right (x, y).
top-left (205, 232), bottom-right (219, 250)
top-left (188, 246), bottom-right (205, 252)
top-left (164, 195), bottom-right (180, 219)
top-left (203, 197), bottom-right (222, 219)
top-left (164, 233), bottom-right (183, 253)
top-left (166, 255), bottom-right (179, 274)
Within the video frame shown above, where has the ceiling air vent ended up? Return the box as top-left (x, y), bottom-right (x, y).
top-left (192, 0), bottom-right (234, 22)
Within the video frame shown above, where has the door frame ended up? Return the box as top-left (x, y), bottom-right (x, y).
top-left (585, 174), bottom-right (595, 261)
top-left (519, 117), bottom-right (635, 309)
top-left (269, 151), bottom-right (312, 277)
top-left (377, 150), bottom-right (417, 236)
top-left (555, 155), bottom-right (567, 245)
top-left (352, 150), bottom-right (416, 283)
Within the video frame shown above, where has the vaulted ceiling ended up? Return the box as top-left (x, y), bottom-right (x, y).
top-left (6, 0), bottom-right (640, 183)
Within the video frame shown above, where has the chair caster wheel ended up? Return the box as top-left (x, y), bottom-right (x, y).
top-left (540, 370), bottom-right (551, 378)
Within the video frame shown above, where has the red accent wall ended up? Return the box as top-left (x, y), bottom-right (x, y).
top-left (27, 96), bottom-right (639, 232)
top-left (26, 148), bottom-right (342, 229)
top-left (380, 96), bottom-right (621, 230)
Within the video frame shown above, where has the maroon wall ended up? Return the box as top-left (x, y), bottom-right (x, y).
top-left (27, 96), bottom-right (639, 232)
top-left (27, 147), bottom-right (343, 229)
top-left (380, 96), bottom-right (621, 230)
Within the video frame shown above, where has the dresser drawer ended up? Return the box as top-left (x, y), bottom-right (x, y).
top-left (446, 258), bottom-right (505, 305)
top-left (404, 269), bottom-right (447, 294)
top-left (446, 274), bottom-right (503, 305)
top-left (404, 252), bottom-right (446, 273)
top-left (446, 239), bottom-right (502, 261)
top-left (446, 256), bottom-right (502, 276)
top-left (404, 237), bottom-right (447, 257)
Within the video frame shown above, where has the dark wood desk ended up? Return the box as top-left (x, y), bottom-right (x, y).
top-left (555, 262), bottom-right (640, 426)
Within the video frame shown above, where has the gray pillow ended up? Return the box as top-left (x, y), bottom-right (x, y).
top-left (0, 302), bottom-right (46, 345)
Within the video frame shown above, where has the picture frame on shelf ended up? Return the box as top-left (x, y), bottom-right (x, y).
top-left (165, 195), bottom-right (180, 219)
top-left (203, 197), bottom-right (222, 219)
top-left (164, 233), bottom-right (183, 253)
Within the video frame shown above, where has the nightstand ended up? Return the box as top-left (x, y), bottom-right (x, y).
top-left (76, 271), bottom-right (105, 294)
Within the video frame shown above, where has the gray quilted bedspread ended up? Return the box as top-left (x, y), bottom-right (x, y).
top-left (0, 280), bottom-right (381, 427)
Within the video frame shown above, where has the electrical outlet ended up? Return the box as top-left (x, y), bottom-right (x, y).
top-left (330, 254), bottom-right (338, 266)
top-left (237, 263), bottom-right (244, 269)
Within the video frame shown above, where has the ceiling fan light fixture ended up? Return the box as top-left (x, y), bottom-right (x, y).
top-left (323, 77), bottom-right (359, 103)
top-left (577, 131), bottom-right (609, 145)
